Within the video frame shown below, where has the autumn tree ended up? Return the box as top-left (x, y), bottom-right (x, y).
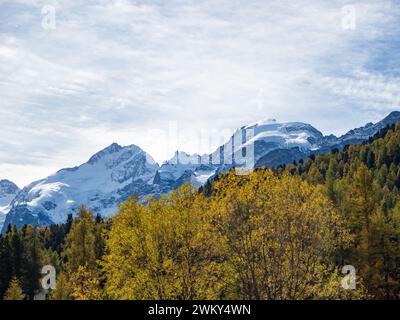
top-left (63, 206), bottom-right (105, 299)
top-left (103, 186), bottom-right (225, 299)
top-left (49, 272), bottom-right (71, 300)
top-left (4, 277), bottom-right (25, 300)
top-left (210, 170), bottom-right (352, 299)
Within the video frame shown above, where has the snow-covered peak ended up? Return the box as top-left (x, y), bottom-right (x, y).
top-left (382, 111), bottom-right (400, 123)
top-left (0, 179), bottom-right (19, 198)
top-left (0, 179), bottom-right (20, 231)
top-left (243, 120), bottom-right (323, 142)
top-left (165, 151), bottom-right (207, 165)
top-left (156, 151), bottom-right (215, 188)
top-left (88, 143), bottom-right (142, 165)
top-left (2, 143), bottom-right (160, 228)
top-left (55, 143), bottom-right (159, 187)
top-left (244, 118), bottom-right (277, 128)
top-left (339, 111), bottom-right (400, 143)
top-left (220, 121), bottom-right (324, 165)
top-left (254, 121), bottom-right (322, 136)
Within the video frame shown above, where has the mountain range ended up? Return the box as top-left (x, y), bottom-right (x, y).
top-left (2, 111), bottom-right (400, 233)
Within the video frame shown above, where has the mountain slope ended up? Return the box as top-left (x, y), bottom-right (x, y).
top-left (2, 143), bottom-right (160, 230)
top-left (256, 112), bottom-right (400, 167)
top-left (0, 180), bottom-right (20, 231)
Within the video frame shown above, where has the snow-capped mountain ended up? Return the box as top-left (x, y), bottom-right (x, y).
top-left (336, 111), bottom-right (400, 145)
top-left (256, 112), bottom-right (400, 167)
top-left (2, 111), bottom-right (400, 232)
top-left (0, 180), bottom-right (20, 231)
top-left (233, 119), bottom-right (324, 168)
top-left (2, 143), bottom-right (160, 230)
top-left (155, 151), bottom-right (216, 188)
top-left (155, 112), bottom-right (400, 187)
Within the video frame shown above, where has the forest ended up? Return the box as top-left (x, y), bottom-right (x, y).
top-left (0, 123), bottom-right (399, 300)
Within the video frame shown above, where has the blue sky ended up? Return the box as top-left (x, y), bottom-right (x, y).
top-left (0, 0), bottom-right (399, 187)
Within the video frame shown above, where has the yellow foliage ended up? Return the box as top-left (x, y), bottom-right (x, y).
top-left (3, 277), bottom-right (25, 300)
top-left (69, 265), bottom-right (104, 300)
top-left (211, 170), bottom-right (353, 299)
top-left (103, 185), bottom-right (225, 299)
top-left (103, 169), bottom-right (356, 300)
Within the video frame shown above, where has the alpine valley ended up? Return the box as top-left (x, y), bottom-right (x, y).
top-left (2, 111), bottom-right (400, 233)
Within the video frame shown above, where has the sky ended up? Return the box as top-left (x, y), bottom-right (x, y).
top-left (0, 0), bottom-right (400, 187)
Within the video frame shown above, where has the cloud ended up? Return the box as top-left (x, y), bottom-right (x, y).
top-left (0, 0), bottom-right (399, 186)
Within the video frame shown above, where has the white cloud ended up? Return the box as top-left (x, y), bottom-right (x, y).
top-left (0, 0), bottom-right (399, 186)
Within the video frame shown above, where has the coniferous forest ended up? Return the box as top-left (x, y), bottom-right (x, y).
top-left (1, 124), bottom-right (400, 300)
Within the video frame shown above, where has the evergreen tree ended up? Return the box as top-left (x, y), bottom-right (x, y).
top-left (0, 235), bottom-right (12, 297)
top-left (63, 206), bottom-right (98, 272)
top-left (63, 206), bottom-right (105, 300)
top-left (49, 272), bottom-right (71, 300)
top-left (325, 157), bottom-right (338, 203)
top-left (4, 277), bottom-right (25, 300)
top-left (9, 225), bottom-right (23, 279)
top-left (20, 225), bottom-right (42, 299)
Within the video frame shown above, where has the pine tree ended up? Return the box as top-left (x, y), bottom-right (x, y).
top-left (49, 272), bottom-right (71, 300)
top-left (0, 235), bottom-right (12, 298)
top-left (63, 206), bottom-right (105, 300)
top-left (63, 206), bottom-right (98, 272)
top-left (9, 225), bottom-right (23, 279)
top-left (368, 205), bottom-right (400, 299)
top-left (4, 277), bottom-right (25, 300)
top-left (325, 158), bottom-right (338, 203)
top-left (20, 225), bottom-right (42, 299)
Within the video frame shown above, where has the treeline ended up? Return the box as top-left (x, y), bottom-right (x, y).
top-left (0, 124), bottom-right (399, 300)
